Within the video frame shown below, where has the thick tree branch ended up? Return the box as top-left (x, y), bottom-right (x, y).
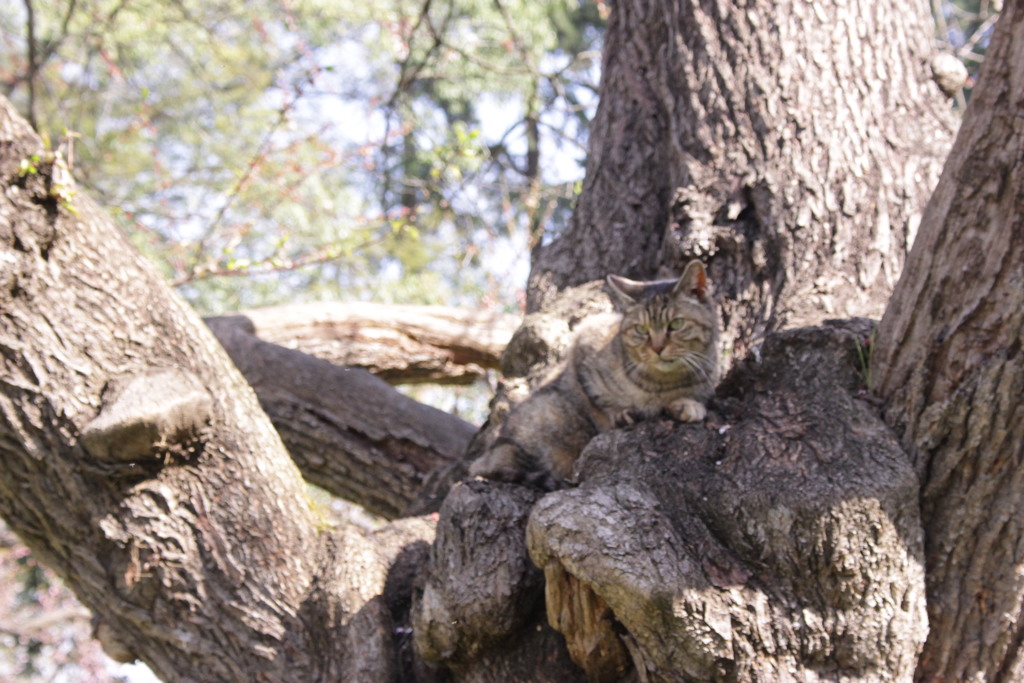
top-left (207, 302), bottom-right (518, 385)
top-left (0, 95), bottom-right (428, 681)
top-left (206, 316), bottom-right (476, 519)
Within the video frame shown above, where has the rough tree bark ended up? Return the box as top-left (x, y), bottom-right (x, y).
top-left (872, 4), bottom-right (1024, 680)
top-left (528, 0), bottom-right (956, 361)
top-left (417, 319), bottom-right (928, 681)
top-left (0, 98), bottom-right (435, 681)
top-left (0, 1), bottom-right (1018, 682)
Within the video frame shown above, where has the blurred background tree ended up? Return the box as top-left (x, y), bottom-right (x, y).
top-left (1, 0), bottom-right (605, 315)
top-left (0, 0), bottom-right (1000, 679)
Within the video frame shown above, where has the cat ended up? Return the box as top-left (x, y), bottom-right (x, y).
top-left (469, 260), bottom-right (719, 489)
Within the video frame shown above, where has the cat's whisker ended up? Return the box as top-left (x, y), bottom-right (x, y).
top-left (681, 353), bottom-right (714, 384)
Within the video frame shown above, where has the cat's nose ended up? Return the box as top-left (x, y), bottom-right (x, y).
top-left (649, 333), bottom-right (666, 354)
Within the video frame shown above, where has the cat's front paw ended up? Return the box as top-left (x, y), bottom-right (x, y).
top-left (669, 397), bottom-right (706, 422)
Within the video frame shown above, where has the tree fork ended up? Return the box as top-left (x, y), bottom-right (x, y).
top-left (206, 316), bottom-right (474, 519)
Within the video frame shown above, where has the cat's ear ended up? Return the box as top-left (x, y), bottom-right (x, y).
top-left (606, 274), bottom-right (646, 307)
top-left (673, 260), bottom-right (709, 301)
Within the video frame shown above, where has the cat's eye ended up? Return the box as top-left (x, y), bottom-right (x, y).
top-left (668, 318), bottom-right (685, 331)
top-left (633, 324), bottom-right (648, 336)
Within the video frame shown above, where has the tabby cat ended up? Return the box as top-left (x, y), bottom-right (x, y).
top-left (469, 260), bottom-right (719, 489)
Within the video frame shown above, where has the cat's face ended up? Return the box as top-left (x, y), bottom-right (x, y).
top-left (607, 261), bottom-right (718, 381)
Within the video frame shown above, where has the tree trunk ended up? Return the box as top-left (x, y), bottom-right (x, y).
top-left (872, 4), bottom-right (1024, 680)
top-left (529, 0), bottom-right (955, 361)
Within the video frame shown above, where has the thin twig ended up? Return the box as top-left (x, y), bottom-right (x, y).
top-left (183, 84), bottom-right (306, 281)
top-left (956, 11), bottom-right (1000, 61)
top-left (173, 233), bottom-right (388, 286)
